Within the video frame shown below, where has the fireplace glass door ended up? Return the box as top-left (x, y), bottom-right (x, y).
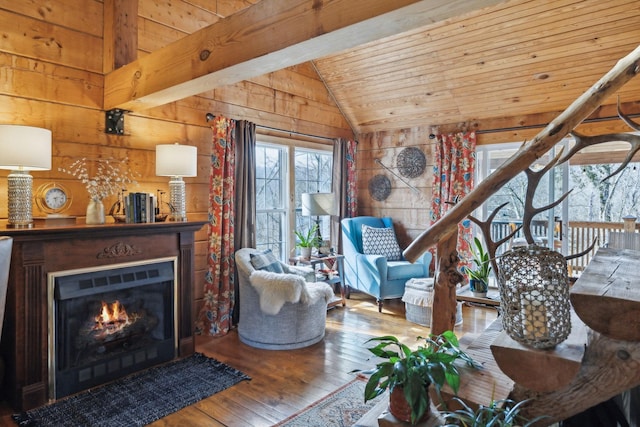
top-left (51, 260), bottom-right (177, 399)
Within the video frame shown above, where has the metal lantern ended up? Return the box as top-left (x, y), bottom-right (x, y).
top-left (497, 245), bottom-right (571, 349)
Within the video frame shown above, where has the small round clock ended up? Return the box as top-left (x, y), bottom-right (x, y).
top-left (35, 182), bottom-right (73, 215)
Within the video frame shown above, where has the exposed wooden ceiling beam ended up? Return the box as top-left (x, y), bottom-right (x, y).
top-left (104, 0), bottom-right (508, 112)
top-left (103, 0), bottom-right (138, 73)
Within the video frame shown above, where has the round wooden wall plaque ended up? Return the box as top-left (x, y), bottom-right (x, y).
top-left (368, 174), bottom-right (391, 201)
top-left (397, 147), bottom-right (426, 178)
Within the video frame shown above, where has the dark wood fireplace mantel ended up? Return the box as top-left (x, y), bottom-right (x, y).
top-left (0, 221), bottom-right (206, 410)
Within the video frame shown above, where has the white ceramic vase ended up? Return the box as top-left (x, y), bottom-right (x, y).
top-left (86, 198), bottom-right (106, 225)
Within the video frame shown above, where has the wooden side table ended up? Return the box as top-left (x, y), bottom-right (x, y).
top-left (456, 284), bottom-right (500, 307)
top-left (289, 254), bottom-right (346, 308)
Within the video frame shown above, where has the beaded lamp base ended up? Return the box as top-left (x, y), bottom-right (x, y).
top-left (7, 170), bottom-right (34, 228)
top-left (168, 176), bottom-right (187, 222)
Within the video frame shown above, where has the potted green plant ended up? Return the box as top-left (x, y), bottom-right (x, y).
top-left (467, 237), bottom-right (491, 297)
top-left (359, 331), bottom-right (478, 425)
top-left (442, 397), bottom-right (548, 426)
top-left (294, 224), bottom-right (320, 259)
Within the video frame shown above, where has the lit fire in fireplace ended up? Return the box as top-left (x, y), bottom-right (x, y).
top-left (93, 301), bottom-right (139, 336)
top-left (76, 298), bottom-right (155, 354)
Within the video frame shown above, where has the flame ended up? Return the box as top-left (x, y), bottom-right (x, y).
top-left (94, 300), bottom-right (132, 334)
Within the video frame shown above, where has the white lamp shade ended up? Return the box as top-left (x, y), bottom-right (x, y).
top-left (156, 144), bottom-right (198, 177)
top-left (301, 192), bottom-right (337, 217)
top-left (0, 125), bottom-right (52, 170)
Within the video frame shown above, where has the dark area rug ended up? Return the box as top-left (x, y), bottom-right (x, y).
top-left (274, 376), bottom-right (384, 427)
top-left (12, 353), bottom-right (250, 427)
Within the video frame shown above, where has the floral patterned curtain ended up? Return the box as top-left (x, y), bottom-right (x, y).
top-left (196, 116), bottom-right (236, 336)
top-left (430, 131), bottom-right (476, 270)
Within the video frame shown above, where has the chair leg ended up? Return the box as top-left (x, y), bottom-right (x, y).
top-left (377, 299), bottom-right (383, 312)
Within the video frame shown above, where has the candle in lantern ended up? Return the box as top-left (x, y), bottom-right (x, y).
top-left (521, 294), bottom-right (548, 340)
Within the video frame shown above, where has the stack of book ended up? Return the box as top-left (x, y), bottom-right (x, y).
top-left (125, 192), bottom-right (157, 223)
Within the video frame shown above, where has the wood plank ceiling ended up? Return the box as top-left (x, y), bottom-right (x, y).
top-left (312, 0), bottom-right (640, 134)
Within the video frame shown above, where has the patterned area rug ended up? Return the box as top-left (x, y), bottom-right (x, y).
top-left (12, 353), bottom-right (250, 427)
top-left (274, 377), bottom-right (385, 427)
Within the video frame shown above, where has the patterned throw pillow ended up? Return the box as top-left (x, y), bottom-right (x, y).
top-left (361, 225), bottom-right (402, 261)
top-left (249, 249), bottom-right (284, 273)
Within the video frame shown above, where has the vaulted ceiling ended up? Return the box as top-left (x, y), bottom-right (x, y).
top-left (110, 0), bottom-right (640, 137)
top-left (313, 0), bottom-right (640, 134)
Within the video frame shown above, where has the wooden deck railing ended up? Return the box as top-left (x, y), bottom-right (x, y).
top-left (490, 220), bottom-right (640, 276)
top-left (566, 221), bottom-right (621, 273)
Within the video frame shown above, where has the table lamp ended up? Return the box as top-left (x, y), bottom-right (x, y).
top-left (0, 125), bottom-right (52, 228)
top-left (301, 192), bottom-right (337, 249)
top-left (155, 143), bottom-right (197, 222)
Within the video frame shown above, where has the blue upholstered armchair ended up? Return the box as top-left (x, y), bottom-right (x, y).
top-left (341, 216), bottom-right (432, 312)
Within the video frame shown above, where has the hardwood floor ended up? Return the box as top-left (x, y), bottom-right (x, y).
top-left (155, 294), bottom-right (497, 427)
top-left (0, 293), bottom-right (498, 426)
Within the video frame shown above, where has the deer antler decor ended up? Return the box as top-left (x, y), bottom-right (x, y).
top-left (558, 99), bottom-right (640, 181)
top-left (520, 150), bottom-right (572, 245)
top-left (469, 127), bottom-right (610, 271)
top-left (468, 202), bottom-right (521, 275)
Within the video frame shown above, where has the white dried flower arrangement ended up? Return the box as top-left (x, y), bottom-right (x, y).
top-left (59, 157), bottom-right (138, 201)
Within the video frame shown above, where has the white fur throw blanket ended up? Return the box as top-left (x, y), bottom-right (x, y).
top-left (249, 270), bottom-right (334, 315)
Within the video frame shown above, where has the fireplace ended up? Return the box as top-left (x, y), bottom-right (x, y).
top-left (1, 221), bottom-right (205, 410)
top-left (49, 259), bottom-right (177, 399)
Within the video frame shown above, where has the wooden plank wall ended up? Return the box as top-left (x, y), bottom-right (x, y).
top-left (0, 0), bottom-right (353, 326)
top-left (356, 127), bottom-right (436, 250)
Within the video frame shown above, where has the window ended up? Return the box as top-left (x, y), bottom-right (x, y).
top-left (476, 141), bottom-right (570, 255)
top-left (477, 137), bottom-right (640, 277)
top-left (255, 139), bottom-right (332, 260)
top-left (294, 149), bottom-right (333, 249)
top-left (255, 144), bottom-right (287, 259)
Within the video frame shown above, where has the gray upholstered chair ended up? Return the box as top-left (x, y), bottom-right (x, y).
top-left (235, 248), bottom-right (333, 350)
